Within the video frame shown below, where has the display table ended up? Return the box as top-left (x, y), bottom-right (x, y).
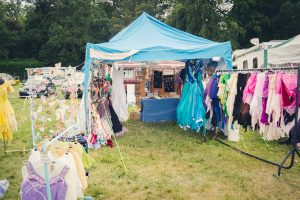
top-left (141, 98), bottom-right (180, 122)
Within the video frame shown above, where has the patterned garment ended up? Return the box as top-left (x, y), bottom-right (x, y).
top-left (21, 162), bottom-right (69, 200)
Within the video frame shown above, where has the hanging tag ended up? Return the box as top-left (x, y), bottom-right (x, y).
top-left (50, 162), bottom-right (55, 172)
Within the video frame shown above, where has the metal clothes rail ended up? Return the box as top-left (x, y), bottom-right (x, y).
top-left (215, 66), bottom-right (299, 73)
top-left (214, 66), bottom-right (300, 176)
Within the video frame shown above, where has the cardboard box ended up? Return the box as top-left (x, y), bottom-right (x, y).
top-left (130, 111), bottom-right (141, 120)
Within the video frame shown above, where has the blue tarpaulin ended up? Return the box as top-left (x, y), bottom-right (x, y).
top-left (141, 98), bottom-right (180, 122)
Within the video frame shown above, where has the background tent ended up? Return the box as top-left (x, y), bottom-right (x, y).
top-left (83, 12), bottom-right (232, 68)
top-left (268, 34), bottom-right (300, 66)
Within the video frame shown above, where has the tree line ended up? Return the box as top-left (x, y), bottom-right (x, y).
top-left (0, 0), bottom-right (299, 67)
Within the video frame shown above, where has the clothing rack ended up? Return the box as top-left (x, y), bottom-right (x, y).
top-left (42, 124), bottom-right (77, 200)
top-left (46, 124), bottom-right (77, 148)
top-left (215, 66), bottom-right (299, 73)
top-left (85, 63), bottom-right (128, 173)
top-left (277, 65), bottom-right (300, 176)
top-left (5, 89), bottom-right (77, 154)
top-left (29, 89), bottom-right (78, 200)
top-left (29, 88), bottom-right (36, 148)
top-left (214, 66), bottom-right (300, 176)
top-left (2, 88), bottom-right (35, 155)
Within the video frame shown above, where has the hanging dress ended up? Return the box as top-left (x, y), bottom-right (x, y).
top-left (217, 74), bottom-right (231, 117)
top-left (249, 73), bottom-right (265, 130)
top-left (177, 63), bottom-right (206, 132)
top-left (21, 162), bottom-right (69, 200)
top-left (108, 102), bottom-right (124, 134)
top-left (177, 66), bottom-right (194, 129)
top-left (111, 66), bottom-right (128, 122)
top-left (225, 74), bottom-right (240, 142)
top-left (263, 74), bottom-right (282, 141)
top-left (191, 66), bottom-right (206, 132)
top-left (0, 81), bottom-right (17, 141)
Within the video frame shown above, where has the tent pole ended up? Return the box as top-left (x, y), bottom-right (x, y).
top-left (29, 87), bottom-right (36, 148)
top-left (42, 141), bottom-right (52, 200)
top-left (263, 49), bottom-right (268, 68)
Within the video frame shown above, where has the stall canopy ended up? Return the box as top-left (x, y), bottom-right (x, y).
top-left (268, 34), bottom-right (300, 66)
top-left (82, 12), bottom-right (233, 123)
top-left (83, 12), bottom-right (233, 68)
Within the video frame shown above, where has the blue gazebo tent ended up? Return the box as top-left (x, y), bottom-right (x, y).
top-left (82, 12), bottom-right (233, 121)
top-left (83, 12), bottom-right (232, 67)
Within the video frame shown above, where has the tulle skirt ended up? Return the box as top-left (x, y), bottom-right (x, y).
top-left (177, 82), bottom-right (206, 132)
top-left (0, 101), bottom-right (17, 141)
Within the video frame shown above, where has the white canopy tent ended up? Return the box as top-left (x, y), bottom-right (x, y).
top-left (268, 34), bottom-right (300, 66)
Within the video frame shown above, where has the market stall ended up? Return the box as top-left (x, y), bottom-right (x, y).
top-left (82, 12), bottom-right (232, 133)
top-left (138, 61), bottom-right (184, 122)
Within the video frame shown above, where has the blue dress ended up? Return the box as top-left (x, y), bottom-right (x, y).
top-left (177, 62), bottom-right (206, 133)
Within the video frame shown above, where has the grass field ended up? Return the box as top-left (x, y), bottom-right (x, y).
top-left (0, 88), bottom-right (299, 199)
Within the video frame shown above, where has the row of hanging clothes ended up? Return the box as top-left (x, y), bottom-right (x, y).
top-left (21, 139), bottom-right (94, 200)
top-left (77, 61), bottom-right (128, 149)
top-left (21, 86), bottom-right (94, 199)
top-left (205, 67), bottom-right (299, 142)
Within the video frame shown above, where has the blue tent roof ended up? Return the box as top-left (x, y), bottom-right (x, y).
top-left (84, 12), bottom-right (232, 68)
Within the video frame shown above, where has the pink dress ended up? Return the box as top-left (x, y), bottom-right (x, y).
top-left (249, 73), bottom-right (265, 130)
top-left (279, 73), bottom-right (298, 114)
top-left (263, 74), bottom-right (282, 140)
top-left (242, 73), bottom-right (257, 105)
top-left (260, 72), bottom-right (272, 125)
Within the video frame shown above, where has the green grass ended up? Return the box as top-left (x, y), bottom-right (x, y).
top-left (1, 87), bottom-right (300, 199)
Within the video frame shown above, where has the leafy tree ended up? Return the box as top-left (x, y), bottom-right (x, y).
top-left (229, 0), bottom-right (300, 47)
top-left (273, 0), bottom-right (300, 39)
top-left (110, 0), bottom-right (173, 36)
top-left (38, 0), bottom-right (112, 65)
top-left (168, 0), bottom-right (245, 48)
top-left (16, 0), bottom-right (57, 59)
top-left (1, 0), bottom-right (300, 66)
top-left (0, 1), bottom-right (25, 59)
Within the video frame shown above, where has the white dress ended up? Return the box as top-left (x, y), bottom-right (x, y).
top-left (249, 73), bottom-right (264, 130)
top-left (264, 74), bottom-right (283, 141)
top-left (127, 84), bottom-right (136, 105)
top-left (111, 66), bottom-right (128, 122)
top-left (226, 74), bottom-right (240, 142)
